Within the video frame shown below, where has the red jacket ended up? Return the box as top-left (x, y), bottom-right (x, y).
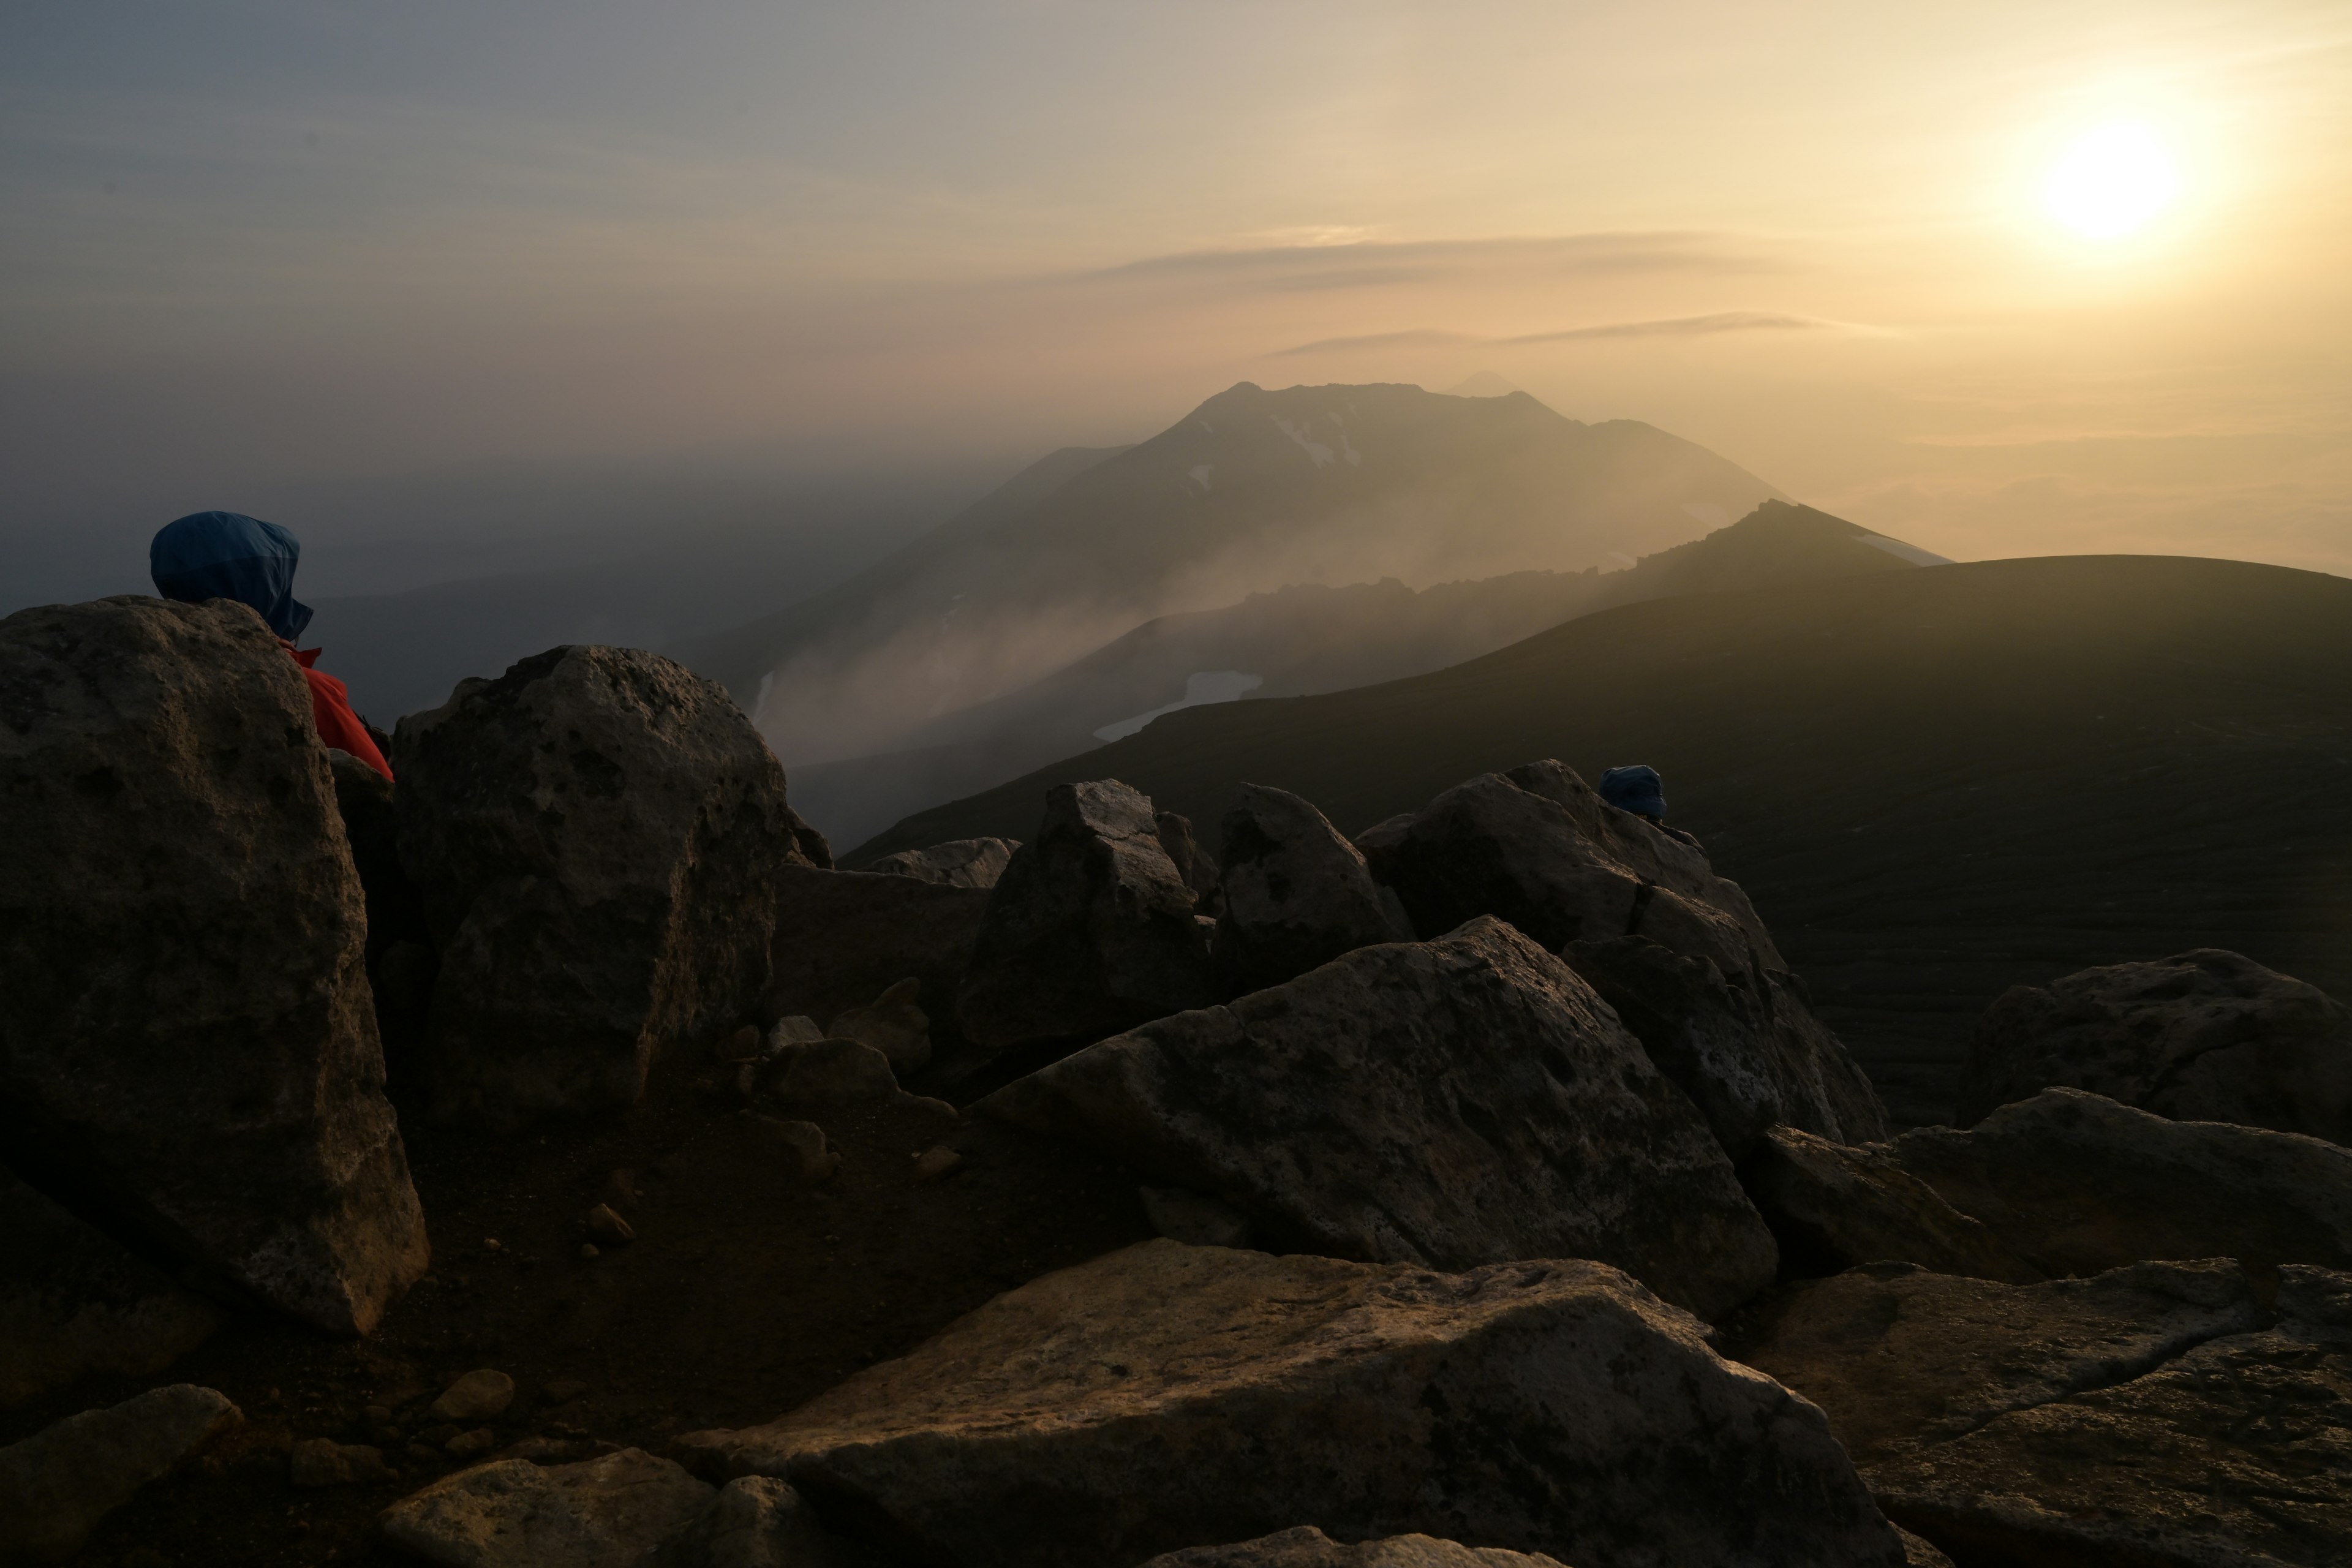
top-left (282, 641), bottom-right (392, 780)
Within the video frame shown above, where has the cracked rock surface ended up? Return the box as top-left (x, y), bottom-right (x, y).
top-left (979, 917), bottom-right (1776, 1316)
top-left (679, 1239), bottom-right (1905, 1568)
top-left (1735, 1259), bottom-right (2352, 1567)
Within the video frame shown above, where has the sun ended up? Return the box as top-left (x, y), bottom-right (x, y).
top-left (2043, 122), bottom-right (2179, 240)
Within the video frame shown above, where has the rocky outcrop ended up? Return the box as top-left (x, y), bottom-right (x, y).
top-left (1138, 1528), bottom-right (1566, 1568)
top-left (1736, 1259), bottom-right (2352, 1567)
top-left (1215, 783), bottom-right (1401, 996)
top-left (1740, 1126), bottom-right (2041, 1284)
top-left (0, 597), bottom-right (428, 1335)
top-left (957, 781), bottom-right (1214, 1050)
top-left (395, 645), bottom-right (809, 1128)
top-left (379, 1449), bottom-right (716, 1568)
top-left (679, 1241), bottom-right (1907, 1568)
top-left (1893, 1087), bottom-right (2352, 1280)
top-left (827, 978), bottom-right (930, 1076)
top-left (1156, 810), bottom-right (1221, 908)
top-left (1359, 763), bottom-right (1780, 976)
top-left (1565, 937), bottom-right (1887, 1156)
top-left (0, 1384), bottom-right (241, 1562)
top-left (866, 837), bottom-right (1018, 889)
top-left (0, 1170), bottom-right (221, 1411)
top-left (981, 918), bottom-right (1776, 1317)
top-left (1959, 948), bottom-right (2352, 1141)
top-left (768, 866), bottom-right (990, 1034)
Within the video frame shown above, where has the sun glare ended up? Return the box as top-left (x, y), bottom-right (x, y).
top-left (2043, 122), bottom-right (2180, 240)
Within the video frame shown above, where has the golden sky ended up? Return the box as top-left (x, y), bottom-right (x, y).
top-left (7, 1), bottom-right (2349, 574)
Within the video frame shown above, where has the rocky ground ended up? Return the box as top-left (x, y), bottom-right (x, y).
top-left (1, 1049), bottom-right (1148, 1567)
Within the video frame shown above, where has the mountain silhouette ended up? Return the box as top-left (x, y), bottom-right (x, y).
top-left (790, 500), bottom-right (1936, 843)
top-left (850, 554), bottom-right (2352, 1124)
top-left (673, 381), bottom-right (1784, 765)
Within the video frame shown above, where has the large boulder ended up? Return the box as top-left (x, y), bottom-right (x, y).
top-left (0, 597), bottom-right (428, 1334)
top-left (866, 837), bottom-right (1019, 889)
top-left (1215, 783), bottom-right (1400, 996)
top-left (379, 1448), bottom-right (715, 1568)
top-left (1565, 937), bottom-right (1888, 1156)
top-left (1749, 1088), bottom-right (2352, 1282)
top-left (1139, 1528), bottom-right (1566, 1568)
top-left (767, 865), bottom-right (990, 1034)
top-left (1, 1170), bottom-right (221, 1411)
top-left (0, 1383), bottom-right (241, 1563)
top-left (981, 917), bottom-right (1776, 1317)
top-left (956, 781), bottom-right (1215, 1050)
top-left (1736, 1259), bottom-right (2352, 1567)
top-left (679, 1240), bottom-right (1909, 1568)
top-left (1359, 763), bottom-right (1781, 976)
top-left (1958, 948), bottom-right (2352, 1141)
top-left (1739, 1126), bottom-right (2041, 1284)
top-left (395, 646), bottom-right (812, 1128)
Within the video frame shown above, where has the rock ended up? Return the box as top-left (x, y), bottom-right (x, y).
top-left (650, 1476), bottom-right (844, 1568)
top-left (1362, 767), bottom-right (1780, 989)
top-left (912, 1147), bottom-right (962, 1182)
top-left (713, 1025), bottom-right (763, 1063)
top-left (765, 1017), bottom-right (825, 1052)
top-left (1155, 810), bottom-right (1221, 908)
top-left (0, 597), bottom-right (429, 1335)
top-left (1214, 783), bottom-right (1399, 997)
top-left (828, 978), bottom-right (931, 1076)
top-left (584, 1205), bottom-right (637, 1245)
top-left (394, 644), bottom-right (809, 1129)
top-left (1733, 1258), bottom-right (2266, 1463)
top-left (762, 1041), bottom-right (899, 1111)
top-left (1740, 1126), bottom-right (2042, 1284)
top-left (379, 1448), bottom-right (715, 1568)
top-left (1565, 937), bottom-right (1888, 1157)
top-left (447, 1428), bottom-right (499, 1460)
top-left (0, 1169), bottom-right (221, 1410)
top-left (1891, 1087), bottom-right (2352, 1280)
top-left (1137, 1526), bottom-right (1568, 1568)
top-left (291, 1436), bottom-right (394, 1487)
top-left (769, 865), bottom-right (992, 1034)
top-left (866, 838), bottom-right (1019, 889)
top-left (1137, 1187), bottom-right (1251, 1248)
top-left (1739, 1259), bottom-right (2352, 1567)
top-left (0, 1383), bottom-right (240, 1562)
top-left (1959, 948), bottom-right (2352, 1141)
top-left (678, 1240), bottom-right (1904, 1568)
top-left (743, 1117), bottom-right (839, 1182)
top-left (957, 781), bottom-right (1215, 1050)
top-left (982, 917), bottom-right (1775, 1317)
top-left (1893, 1531), bottom-right (1951, 1568)
top-left (434, 1370), bottom-right (518, 1422)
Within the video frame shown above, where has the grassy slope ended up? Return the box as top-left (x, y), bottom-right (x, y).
top-left (850, 555), bottom-right (2352, 1125)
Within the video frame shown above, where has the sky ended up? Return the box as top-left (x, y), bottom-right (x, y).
top-left (6, 0), bottom-right (2350, 598)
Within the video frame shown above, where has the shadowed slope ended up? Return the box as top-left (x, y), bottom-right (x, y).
top-left (854, 555), bottom-right (2352, 1125)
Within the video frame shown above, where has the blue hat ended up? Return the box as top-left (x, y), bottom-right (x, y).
top-left (149, 511), bottom-right (312, 640)
top-left (1599, 764), bottom-right (1667, 818)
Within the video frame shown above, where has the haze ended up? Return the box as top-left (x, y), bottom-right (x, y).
top-left (6, 0), bottom-right (2350, 611)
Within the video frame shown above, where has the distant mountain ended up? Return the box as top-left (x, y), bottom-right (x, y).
top-left (793, 500), bottom-right (1938, 844)
top-left (671, 382), bottom-right (1785, 766)
top-left (851, 554), bottom-right (2352, 1126)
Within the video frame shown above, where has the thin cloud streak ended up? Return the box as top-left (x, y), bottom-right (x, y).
top-left (1277, 311), bottom-right (1838, 356)
top-left (1079, 232), bottom-right (1784, 287)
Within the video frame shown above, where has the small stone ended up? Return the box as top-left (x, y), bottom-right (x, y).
top-left (579, 1243), bottom-right (601, 1261)
top-left (290, 1437), bottom-right (393, 1487)
top-left (430, 1369), bottom-right (516, 1422)
top-left (715, 1023), bottom-right (762, 1062)
top-left (405, 1442), bottom-right (444, 1466)
top-left (764, 1039), bottom-right (900, 1111)
top-left (444, 1428), bottom-right (497, 1460)
top-left (584, 1205), bottom-right (636, 1245)
top-left (417, 1423), bottom-right (462, 1447)
top-left (765, 1015), bottom-right (826, 1053)
top-left (744, 1114), bottom-right (839, 1181)
top-left (913, 1146), bottom-right (963, 1182)
top-left (380, 1449), bottom-right (715, 1568)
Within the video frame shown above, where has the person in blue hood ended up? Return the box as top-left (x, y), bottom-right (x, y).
top-left (149, 511), bottom-right (393, 780)
top-left (1599, 763), bottom-right (1697, 846)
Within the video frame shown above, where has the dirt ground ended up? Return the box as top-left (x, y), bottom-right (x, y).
top-left (10, 1047), bottom-right (1155, 1568)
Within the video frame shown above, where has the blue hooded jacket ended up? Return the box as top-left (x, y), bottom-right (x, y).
top-left (1599, 764), bottom-right (1667, 818)
top-left (149, 511), bottom-right (312, 641)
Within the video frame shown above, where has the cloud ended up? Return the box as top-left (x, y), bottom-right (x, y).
top-left (1276, 311), bottom-right (1836, 356)
top-left (1078, 232), bottom-right (1782, 292)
